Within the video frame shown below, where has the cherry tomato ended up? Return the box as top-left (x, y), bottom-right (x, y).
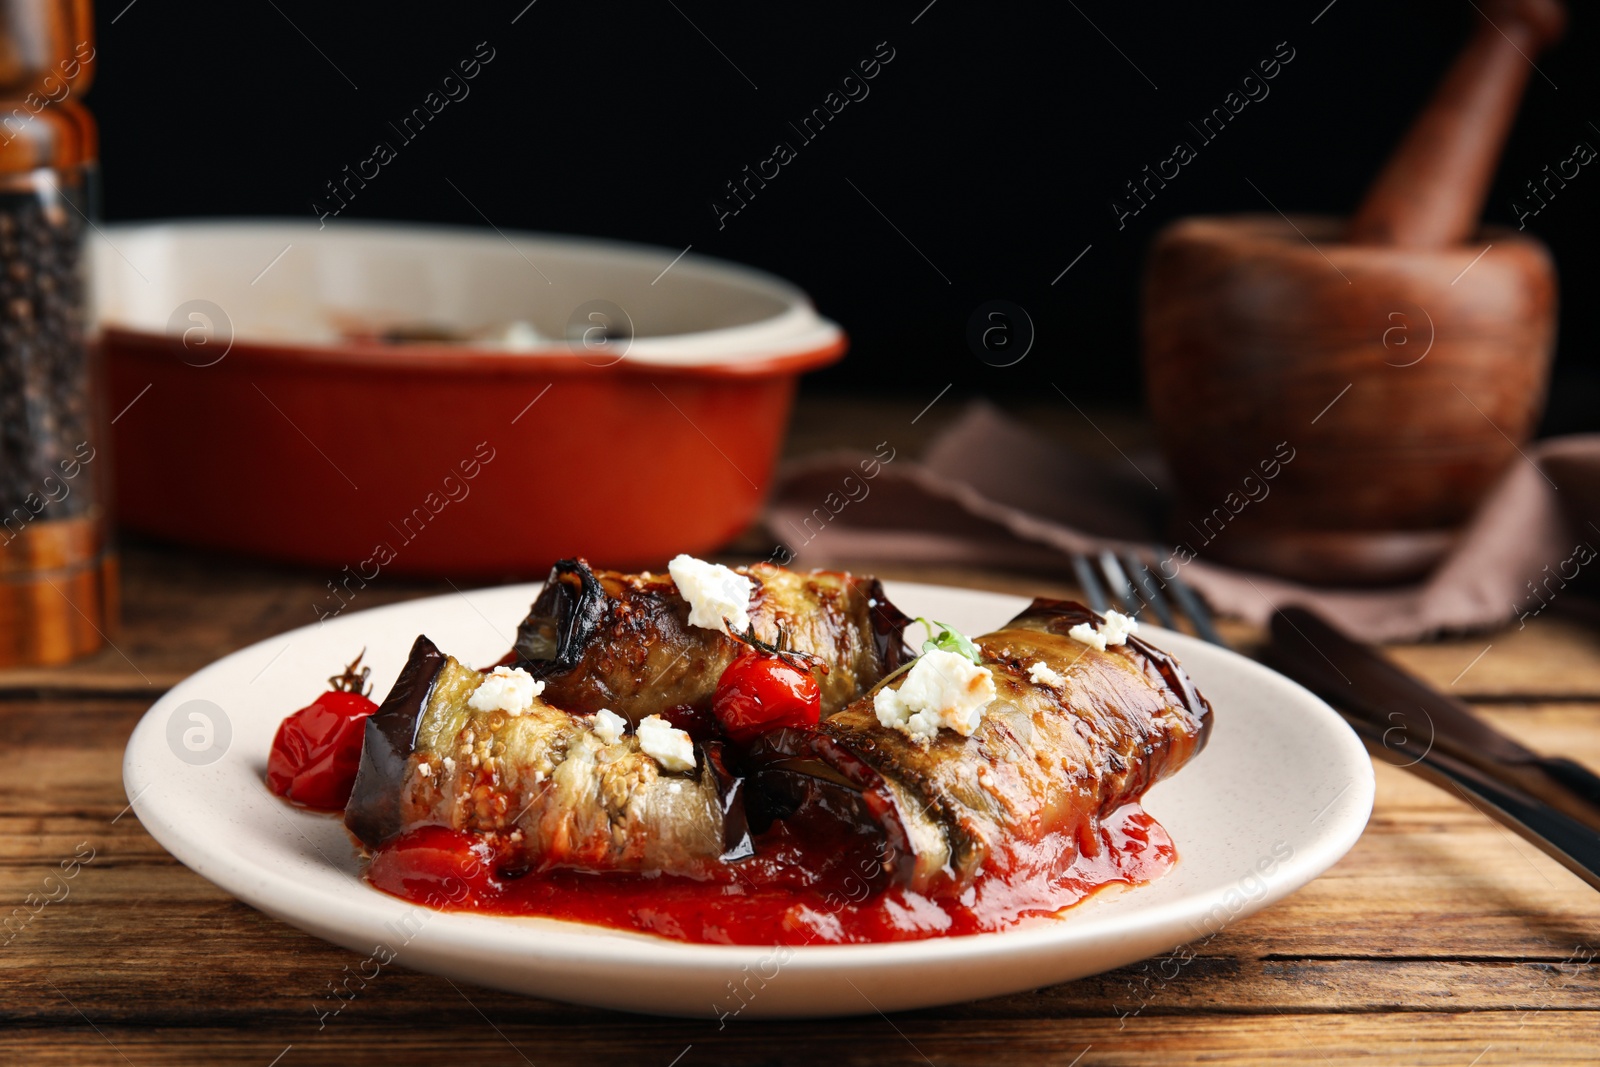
top-left (712, 650), bottom-right (822, 743)
top-left (266, 689), bottom-right (378, 812)
top-left (366, 826), bottom-right (503, 908)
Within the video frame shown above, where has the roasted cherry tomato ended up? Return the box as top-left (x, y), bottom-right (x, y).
top-left (366, 826), bottom-right (503, 908)
top-left (712, 649), bottom-right (822, 743)
top-left (266, 653), bottom-right (379, 812)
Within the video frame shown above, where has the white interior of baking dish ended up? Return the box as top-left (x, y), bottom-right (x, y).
top-left (93, 220), bottom-right (842, 366)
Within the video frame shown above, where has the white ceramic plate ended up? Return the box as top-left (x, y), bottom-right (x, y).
top-left (124, 582), bottom-right (1374, 1018)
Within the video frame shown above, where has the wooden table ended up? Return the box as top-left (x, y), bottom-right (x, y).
top-left (6, 404), bottom-right (1600, 1065)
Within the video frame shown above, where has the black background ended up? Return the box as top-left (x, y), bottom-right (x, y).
top-left (90, 0), bottom-right (1600, 431)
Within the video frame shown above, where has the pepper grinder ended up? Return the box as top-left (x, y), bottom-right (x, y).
top-left (1142, 0), bottom-right (1564, 585)
top-left (0, 0), bottom-right (114, 665)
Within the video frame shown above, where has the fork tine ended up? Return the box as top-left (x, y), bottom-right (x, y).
top-left (1070, 552), bottom-right (1109, 614)
top-left (1164, 567), bottom-right (1224, 646)
top-left (1121, 552), bottom-right (1178, 631)
top-left (1097, 550), bottom-right (1140, 615)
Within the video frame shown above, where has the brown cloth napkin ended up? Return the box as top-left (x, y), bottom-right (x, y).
top-left (767, 402), bottom-right (1600, 643)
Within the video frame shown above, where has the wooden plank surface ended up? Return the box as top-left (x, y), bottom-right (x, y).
top-left (4, 604), bottom-right (1599, 1063)
top-left (5, 400), bottom-right (1600, 1062)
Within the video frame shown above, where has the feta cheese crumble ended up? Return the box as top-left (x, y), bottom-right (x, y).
top-left (636, 714), bottom-right (696, 772)
top-left (1066, 609), bottom-right (1140, 651)
top-left (667, 553), bottom-right (753, 635)
top-left (591, 707), bottom-right (627, 746)
top-left (1027, 661), bottom-right (1065, 687)
top-left (874, 649), bottom-right (997, 743)
top-left (467, 665), bottom-right (544, 714)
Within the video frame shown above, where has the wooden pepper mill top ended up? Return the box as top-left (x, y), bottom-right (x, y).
top-left (1141, 0), bottom-right (1565, 586)
top-left (1347, 0), bottom-right (1566, 248)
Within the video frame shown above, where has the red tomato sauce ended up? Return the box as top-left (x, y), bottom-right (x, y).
top-left (365, 803), bottom-right (1174, 946)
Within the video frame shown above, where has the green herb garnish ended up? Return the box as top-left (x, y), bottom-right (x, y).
top-left (915, 617), bottom-right (983, 664)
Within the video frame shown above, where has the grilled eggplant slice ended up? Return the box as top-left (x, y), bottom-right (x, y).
top-left (514, 559), bottom-right (912, 722)
top-left (752, 599), bottom-right (1213, 897)
top-left (345, 635), bottom-right (743, 876)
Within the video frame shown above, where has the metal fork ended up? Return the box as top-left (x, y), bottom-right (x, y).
top-left (1069, 549), bottom-right (1223, 646)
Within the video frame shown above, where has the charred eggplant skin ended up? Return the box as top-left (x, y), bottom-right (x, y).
top-left (753, 598), bottom-right (1214, 897)
top-left (703, 741), bottom-right (754, 861)
top-left (512, 558), bottom-right (913, 722)
top-left (345, 634), bottom-right (447, 848)
top-left (514, 559), bottom-right (607, 671)
top-left (346, 631), bottom-right (743, 877)
top-left (1022, 598), bottom-right (1213, 745)
top-left (863, 578), bottom-right (914, 679)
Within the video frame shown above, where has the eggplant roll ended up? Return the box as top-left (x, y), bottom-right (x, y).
top-left (346, 636), bottom-right (745, 875)
top-left (753, 599), bottom-right (1213, 897)
top-left (513, 559), bottom-right (912, 722)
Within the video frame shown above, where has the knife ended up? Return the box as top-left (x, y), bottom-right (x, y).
top-left (1341, 715), bottom-right (1600, 893)
top-left (1268, 606), bottom-right (1600, 832)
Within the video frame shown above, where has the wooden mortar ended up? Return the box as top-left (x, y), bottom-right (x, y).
top-left (1142, 0), bottom-right (1564, 585)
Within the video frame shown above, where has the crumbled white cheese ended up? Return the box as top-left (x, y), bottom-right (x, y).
top-left (1028, 661), bottom-right (1065, 687)
top-left (417, 762), bottom-right (433, 778)
top-left (591, 707), bottom-right (627, 746)
top-left (667, 553), bottom-right (753, 635)
top-left (1101, 610), bottom-right (1140, 644)
top-left (1067, 609), bottom-right (1140, 651)
top-left (1066, 623), bottom-right (1102, 649)
top-left (874, 650), bottom-right (997, 743)
top-left (636, 714), bottom-right (697, 772)
top-left (467, 665), bottom-right (544, 714)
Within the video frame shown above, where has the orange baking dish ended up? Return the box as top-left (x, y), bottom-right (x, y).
top-left (99, 222), bottom-right (845, 578)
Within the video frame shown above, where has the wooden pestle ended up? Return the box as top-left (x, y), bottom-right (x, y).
top-left (1142, 1), bottom-right (1565, 585)
top-left (1347, 0), bottom-right (1565, 247)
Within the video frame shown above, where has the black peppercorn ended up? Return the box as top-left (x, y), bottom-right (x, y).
top-left (0, 184), bottom-right (87, 520)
